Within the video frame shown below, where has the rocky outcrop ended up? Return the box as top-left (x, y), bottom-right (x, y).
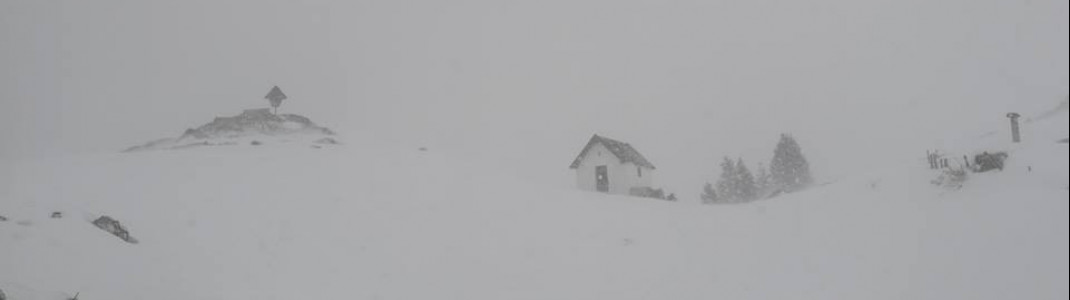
top-left (92, 216), bottom-right (138, 244)
top-left (183, 108), bottom-right (333, 139)
top-left (315, 137), bottom-right (340, 145)
top-left (124, 108), bottom-right (337, 152)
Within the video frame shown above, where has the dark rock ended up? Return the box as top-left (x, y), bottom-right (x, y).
top-left (973, 152), bottom-right (1009, 173)
top-left (280, 114), bottom-right (312, 125)
top-left (51, 212), bottom-right (63, 219)
top-left (315, 138), bottom-right (340, 145)
top-left (251, 140), bottom-right (263, 146)
top-left (93, 216), bottom-right (139, 244)
top-left (1, 287), bottom-right (6, 300)
top-left (0, 215), bottom-right (7, 222)
top-left (629, 187), bottom-right (667, 200)
top-left (1060, 138), bottom-right (1069, 144)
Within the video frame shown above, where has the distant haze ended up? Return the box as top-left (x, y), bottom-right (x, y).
top-left (2, 0), bottom-right (1067, 195)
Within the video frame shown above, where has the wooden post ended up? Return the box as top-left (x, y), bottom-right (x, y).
top-left (926, 151), bottom-right (932, 169)
top-left (926, 151), bottom-right (931, 169)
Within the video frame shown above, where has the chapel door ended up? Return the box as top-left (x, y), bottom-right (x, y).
top-left (596, 166), bottom-right (609, 193)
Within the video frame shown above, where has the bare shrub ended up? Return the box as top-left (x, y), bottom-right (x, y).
top-left (932, 167), bottom-right (969, 190)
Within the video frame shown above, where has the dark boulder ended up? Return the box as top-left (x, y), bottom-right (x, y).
top-left (93, 216), bottom-right (139, 244)
top-left (315, 138), bottom-right (340, 145)
top-left (280, 113), bottom-right (312, 125)
top-left (629, 187), bottom-right (667, 200)
top-left (973, 152), bottom-right (1009, 173)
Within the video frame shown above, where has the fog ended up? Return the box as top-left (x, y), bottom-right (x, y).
top-left (2, 0), bottom-right (1067, 194)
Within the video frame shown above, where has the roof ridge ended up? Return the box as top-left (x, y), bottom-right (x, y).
top-left (569, 134), bottom-right (656, 170)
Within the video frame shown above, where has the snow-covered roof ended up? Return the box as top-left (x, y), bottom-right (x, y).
top-left (570, 134), bottom-right (656, 170)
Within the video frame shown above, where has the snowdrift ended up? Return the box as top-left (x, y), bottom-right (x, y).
top-left (2, 134), bottom-right (1066, 300)
top-left (1, 103), bottom-right (1067, 299)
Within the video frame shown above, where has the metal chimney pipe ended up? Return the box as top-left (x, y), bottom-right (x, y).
top-left (1006, 113), bottom-right (1021, 143)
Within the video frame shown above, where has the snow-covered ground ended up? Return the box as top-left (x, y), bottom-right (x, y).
top-left (1, 109), bottom-right (1067, 299)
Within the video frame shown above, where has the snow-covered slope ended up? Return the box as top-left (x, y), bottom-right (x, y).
top-left (2, 120), bottom-right (1067, 300)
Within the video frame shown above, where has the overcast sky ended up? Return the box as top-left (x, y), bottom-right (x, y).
top-left (2, 0), bottom-right (1067, 194)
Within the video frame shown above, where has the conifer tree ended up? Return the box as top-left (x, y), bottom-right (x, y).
top-left (755, 162), bottom-right (772, 198)
top-left (701, 183), bottom-right (719, 204)
top-left (716, 157), bottom-right (738, 203)
top-left (735, 158), bottom-right (758, 202)
top-left (770, 134), bottom-right (813, 192)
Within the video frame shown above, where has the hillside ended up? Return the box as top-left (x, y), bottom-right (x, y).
top-left (122, 108), bottom-right (338, 152)
top-left (2, 116), bottom-right (1067, 300)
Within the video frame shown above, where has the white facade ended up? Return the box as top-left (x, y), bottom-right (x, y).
top-left (573, 142), bottom-right (655, 195)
